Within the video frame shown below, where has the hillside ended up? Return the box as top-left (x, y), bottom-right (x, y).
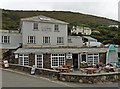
top-left (2, 9), bottom-right (120, 45)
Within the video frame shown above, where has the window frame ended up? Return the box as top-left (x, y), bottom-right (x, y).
top-left (54, 24), bottom-right (59, 32)
top-left (43, 36), bottom-right (50, 44)
top-left (35, 54), bottom-right (43, 68)
top-left (68, 38), bottom-right (72, 43)
top-left (57, 37), bottom-right (64, 44)
top-left (19, 54), bottom-right (29, 66)
top-left (51, 54), bottom-right (65, 68)
top-left (87, 53), bottom-right (99, 65)
top-left (2, 36), bottom-right (10, 44)
top-left (28, 36), bottom-right (36, 44)
top-left (33, 23), bottom-right (38, 30)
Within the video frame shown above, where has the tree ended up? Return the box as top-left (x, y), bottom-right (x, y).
top-left (113, 34), bottom-right (120, 45)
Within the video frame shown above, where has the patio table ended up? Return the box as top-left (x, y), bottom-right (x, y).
top-left (85, 68), bottom-right (97, 74)
top-left (57, 67), bottom-right (70, 73)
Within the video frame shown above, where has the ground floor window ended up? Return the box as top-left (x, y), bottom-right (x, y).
top-left (87, 53), bottom-right (99, 65)
top-left (19, 54), bottom-right (29, 66)
top-left (51, 54), bottom-right (65, 68)
top-left (35, 54), bottom-right (43, 68)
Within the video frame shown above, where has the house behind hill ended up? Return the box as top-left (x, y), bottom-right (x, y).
top-left (71, 26), bottom-right (92, 35)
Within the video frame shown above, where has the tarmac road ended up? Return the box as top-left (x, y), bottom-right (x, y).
top-left (1, 69), bottom-right (119, 88)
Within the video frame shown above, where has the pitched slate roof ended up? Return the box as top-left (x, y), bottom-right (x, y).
top-left (21, 15), bottom-right (69, 24)
top-left (14, 47), bottom-right (111, 54)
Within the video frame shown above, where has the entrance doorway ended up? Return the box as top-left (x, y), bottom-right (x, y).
top-left (73, 54), bottom-right (78, 69)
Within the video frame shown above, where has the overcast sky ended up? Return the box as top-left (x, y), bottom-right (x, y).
top-left (0, 0), bottom-right (119, 21)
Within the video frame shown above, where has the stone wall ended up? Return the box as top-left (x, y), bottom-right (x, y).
top-left (66, 59), bottom-right (73, 66)
top-left (29, 53), bottom-right (35, 66)
top-left (8, 64), bottom-right (120, 84)
top-left (9, 64), bottom-right (59, 80)
top-left (12, 57), bottom-right (19, 64)
top-left (59, 73), bottom-right (120, 83)
top-left (43, 54), bottom-right (51, 69)
top-left (9, 64), bottom-right (31, 73)
top-left (35, 68), bottom-right (59, 80)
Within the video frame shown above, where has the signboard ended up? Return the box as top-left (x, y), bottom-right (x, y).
top-left (66, 53), bottom-right (72, 59)
top-left (3, 60), bottom-right (9, 68)
top-left (15, 54), bottom-right (18, 58)
top-left (30, 65), bottom-right (36, 75)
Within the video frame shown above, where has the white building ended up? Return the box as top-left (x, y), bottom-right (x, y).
top-left (71, 26), bottom-right (92, 35)
top-left (20, 15), bottom-right (83, 48)
top-left (2, 15), bottom-right (116, 69)
top-left (83, 36), bottom-right (102, 47)
top-left (0, 30), bottom-right (22, 59)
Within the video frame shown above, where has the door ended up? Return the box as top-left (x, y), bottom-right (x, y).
top-left (73, 54), bottom-right (78, 69)
top-left (81, 54), bottom-right (87, 62)
top-left (35, 54), bottom-right (43, 68)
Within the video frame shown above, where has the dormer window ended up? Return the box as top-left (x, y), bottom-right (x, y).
top-left (54, 24), bottom-right (59, 32)
top-left (33, 23), bottom-right (38, 30)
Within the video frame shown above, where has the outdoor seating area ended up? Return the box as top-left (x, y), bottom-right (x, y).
top-left (54, 62), bottom-right (120, 75)
top-left (54, 65), bottom-right (73, 73)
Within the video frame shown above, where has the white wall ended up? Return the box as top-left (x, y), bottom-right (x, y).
top-left (0, 32), bottom-right (22, 49)
top-left (22, 21), bottom-right (68, 47)
top-left (68, 36), bottom-right (83, 47)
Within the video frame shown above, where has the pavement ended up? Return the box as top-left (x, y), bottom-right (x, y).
top-left (1, 68), bottom-right (119, 88)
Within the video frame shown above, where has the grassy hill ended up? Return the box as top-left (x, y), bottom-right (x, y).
top-left (2, 9), bottom-right (120, 45)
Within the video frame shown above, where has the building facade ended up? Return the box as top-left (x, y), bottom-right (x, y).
top-left (0, 30), bottom-right (22, 60)
top-left (1, 15), bottom-right (119, 69)
top-left (21, 15), bottom-right (70, 48)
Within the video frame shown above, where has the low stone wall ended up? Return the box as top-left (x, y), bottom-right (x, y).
top-left (8, 64), bottom-right (120, 84)
top-left (35, 68), bottom-right (59, 80)
top-left (9, 64), bottom-right (32, 74)
top-left (59, 72), bottom-right (120, 83)
top-left (9, 64), bottom-right (60, 80)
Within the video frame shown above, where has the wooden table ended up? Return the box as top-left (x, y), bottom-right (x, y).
top-left (57, 67), bottom-right (70, 73)
top-left (104, 66), bottom-right (115, 72)
top-left (63, 65), bottom-right (71, 68)
top-left (85, 68), bottom-right (97, 74)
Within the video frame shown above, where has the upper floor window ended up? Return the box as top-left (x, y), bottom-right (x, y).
top-left (2, 36), bottom-right (10, 44)
top-left (43, 37), bottom-right (50, 44)
top-left (28, 36), bottom-right (35, 44)
top-left (57, 37), bottom-right (64, 44)
top-left (54, 25), bottom-right (59, 32)
top-left (33, 23), bottom-right (38, 30)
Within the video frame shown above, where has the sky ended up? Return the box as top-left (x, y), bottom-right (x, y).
top-left (0, 0), bottom-right (119, 21)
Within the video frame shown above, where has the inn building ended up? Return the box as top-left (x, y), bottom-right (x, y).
top-left (1, 15), bottom-right (120, 69)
